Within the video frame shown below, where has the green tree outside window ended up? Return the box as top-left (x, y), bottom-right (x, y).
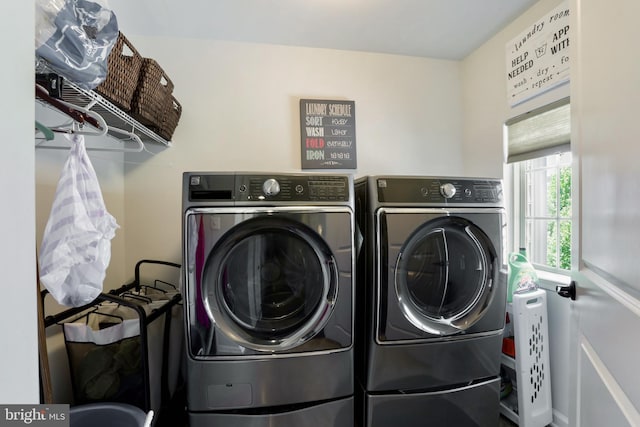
top-left (546, 164), bottom-right (571, 270)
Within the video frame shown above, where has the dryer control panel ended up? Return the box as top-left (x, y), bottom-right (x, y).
top-left (186, 173), bottom-right (351, 203)
top-left (376, 176), bottom-right (503, 206)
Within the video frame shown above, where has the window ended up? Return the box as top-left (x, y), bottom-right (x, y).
top-left (520, 153), bottom-right (572, 270)
top-left (506, 98), bottom-right (572, 272)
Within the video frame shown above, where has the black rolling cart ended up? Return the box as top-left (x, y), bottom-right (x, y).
top-left (42, 260), bottom-right (183, 419)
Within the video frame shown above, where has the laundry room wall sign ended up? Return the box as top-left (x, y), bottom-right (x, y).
top-left (505, 1), bottom-right (570, 106)
top-left (300, 99), bottom-right (357, 169)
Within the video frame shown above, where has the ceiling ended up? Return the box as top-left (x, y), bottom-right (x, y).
top-left (109, 0), bottom-right (538, 60)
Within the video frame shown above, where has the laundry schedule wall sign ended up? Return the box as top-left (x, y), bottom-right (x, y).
top-left (300, 99), bottom-right (357, 169)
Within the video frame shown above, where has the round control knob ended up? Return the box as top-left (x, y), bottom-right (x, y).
top-left (262, 178), bottom-right (280, 196)
top-left (440, 183), bottom-right (457, 199)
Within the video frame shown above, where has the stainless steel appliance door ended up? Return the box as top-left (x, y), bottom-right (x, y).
top-left (376, 209), bottom-right (501, 341)
top-left (184, 207), bottom-right (353, 357)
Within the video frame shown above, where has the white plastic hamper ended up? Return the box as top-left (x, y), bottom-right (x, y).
top-left (512, 289), bottom-right (553, 427)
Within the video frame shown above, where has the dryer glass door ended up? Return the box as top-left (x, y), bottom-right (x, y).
top-left (202, 216), bottom-right (339, 352)
top-left (394, 216), bottom-right (496, 336)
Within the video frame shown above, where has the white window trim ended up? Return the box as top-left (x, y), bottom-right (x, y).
top-left (510, 155), bottom-right (572, 276)
top-left (509, 161), bottom-right (572, 292)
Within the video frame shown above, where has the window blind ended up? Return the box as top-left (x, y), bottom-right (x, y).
top-left (506, 98), bottom-right (570, 163)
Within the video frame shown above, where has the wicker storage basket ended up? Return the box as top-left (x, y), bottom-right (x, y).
top-left (94, 32), bottom-right (143, 111)
top-left (157, 96), bottom-right (182, 141)
top-left (131, 58), bottom-right (174, 128)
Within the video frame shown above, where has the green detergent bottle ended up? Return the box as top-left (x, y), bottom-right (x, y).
top-left (507, 247), bottom-right (538, 303)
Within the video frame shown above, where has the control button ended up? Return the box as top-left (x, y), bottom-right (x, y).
top-left (464, 188), bottom-right (472, 197)
top-left (421, 187), bottom-right (429, 197)
top-left (440, 183), bottom-right (457, 199)
top-left (239, 184), bottom-right (247, 192)
top-left (262, 178), bottom-right (280, 196)
top-left (295, 184), bottom-right (304, 194)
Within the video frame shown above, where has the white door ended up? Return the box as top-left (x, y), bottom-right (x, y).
top-left (568, 0), bottom-right (640, 425)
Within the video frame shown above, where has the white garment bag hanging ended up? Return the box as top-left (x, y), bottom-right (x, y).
top-left (39, 133), bottom-right (119, 307)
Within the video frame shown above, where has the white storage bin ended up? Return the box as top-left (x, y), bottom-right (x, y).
top-left (508, 289), bottom-right (553, 427)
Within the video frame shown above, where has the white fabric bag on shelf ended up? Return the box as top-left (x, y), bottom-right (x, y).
top-left (39, 134), bottom-right (119, 307)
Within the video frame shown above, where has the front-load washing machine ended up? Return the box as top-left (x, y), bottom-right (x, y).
top-left (355, 175), bottom-right (507, 427)
top-left (182, 172), bottom-right (355, 427)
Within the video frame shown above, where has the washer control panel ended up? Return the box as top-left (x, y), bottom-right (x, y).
top-left (240, 175), bottom-right (349, 201)
top-left (377, 177), bottom-right (503, 205)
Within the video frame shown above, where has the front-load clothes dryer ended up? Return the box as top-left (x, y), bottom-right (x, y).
top-left (355, 175), bottom-right (507, 427)
top-left (182, 172), bottom-right (355, 427)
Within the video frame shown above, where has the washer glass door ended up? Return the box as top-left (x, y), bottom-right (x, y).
top-left (203, 216), bottom-right (338, 352)
top-left (394, 216), bottom-right (497, 336)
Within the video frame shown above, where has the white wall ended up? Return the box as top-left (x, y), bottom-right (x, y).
top-left (461, 0), bottom-right (569, 179)
top-left (460, 0), bottom-right (570, 425)
top-left (119, 37), bottom-right (465, 269)
top-left (0, 2), bottom-right (39, 403)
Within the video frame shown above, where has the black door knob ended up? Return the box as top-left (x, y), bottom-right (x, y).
top-left (556, 280), bottom-right (576, 300)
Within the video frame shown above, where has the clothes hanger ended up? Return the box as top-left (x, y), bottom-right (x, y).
top-left (38, 108), bottom-right (107, 137)
top-left (35, 121), bottom-right (54, 141)
top-left (36, 83), bottom-right (101, 128)
top-left (102, 124), bottom-right (145, 153)
top-left (36, 86), bottom-right (108, 138)
top-left (34, 127), bottom-right (145, 153)
top-left (35, 95), bottom-right (145, 152)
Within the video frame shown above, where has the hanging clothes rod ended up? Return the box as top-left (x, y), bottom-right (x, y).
top-left (35, 84), bottom-right (144, 153)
